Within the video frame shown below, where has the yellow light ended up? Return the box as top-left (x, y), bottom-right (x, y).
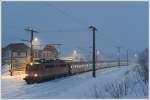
top-left (34, 37), bottom-right (38, 42)
top-left (30, 62), bottom-right (33, 66)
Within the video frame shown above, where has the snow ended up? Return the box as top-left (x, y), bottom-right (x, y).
top-left (1, 64), bottom-right (27, 79)
top-left (1, 64), bottom-right (148, 99)
top-left (1, 64), bottom-right (10, 76)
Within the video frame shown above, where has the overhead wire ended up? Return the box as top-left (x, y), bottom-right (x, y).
top-left (43, 3), bottom-right (90, 28)
top-left (6, 3), bottom-right (100, 34)
top-left (42, 3), bottom-right (112, 38)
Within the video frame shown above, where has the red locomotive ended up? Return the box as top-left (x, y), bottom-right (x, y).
top-left (24, 59), bottom-right (71, 84)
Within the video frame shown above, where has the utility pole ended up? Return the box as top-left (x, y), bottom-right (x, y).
top-left (24, 28), bottom-right (38, 62)
top-left (117, 47), bottom-right (121, 66)
top-left (10, 51), bottom-right (13, 76)
top-left (126, 50), bottom-right (129, 66)
top-left (89, 26), bottom-right (97, 78)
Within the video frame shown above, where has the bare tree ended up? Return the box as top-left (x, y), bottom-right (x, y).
top-left (137, 48), bottom-right (148, 83)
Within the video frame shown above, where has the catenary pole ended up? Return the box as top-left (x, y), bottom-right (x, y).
top-left (89, 26), bottom-right (97, 78)
top-left (25, 28), bottom-right (38, 62)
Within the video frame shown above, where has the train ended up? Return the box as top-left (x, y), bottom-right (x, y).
top-left (24, 59), bottom-right (127, 84)
top-left (24, 59), bottom-right (71, 84)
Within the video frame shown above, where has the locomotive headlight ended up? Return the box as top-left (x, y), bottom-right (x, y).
top-left (34, 73), bottom-right (38, 77)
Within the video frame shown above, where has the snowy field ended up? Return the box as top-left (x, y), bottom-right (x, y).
top-left (1, 64), bottom-right (148, 99)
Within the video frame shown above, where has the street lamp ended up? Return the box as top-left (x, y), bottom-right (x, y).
top-left (73, 50), bottom-right (78, 61)
top-left (33, 37), bottom-right (38, 42)
top-left (97, 50), bottom-right (100, 55)
top-left (96, 50), bottom-right (100, 62)
top-left (73, 50), bottom-right (77, 56)
top-left (32, 37), bottom-right (39, 46)
top-left (116, 47), bottom-right (121, 66)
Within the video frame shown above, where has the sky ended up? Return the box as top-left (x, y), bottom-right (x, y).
top-left (2, 1), bottom-right (148, 59)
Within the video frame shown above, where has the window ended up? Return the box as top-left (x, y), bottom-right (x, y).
top-left (20, 52), bottom-right (26, 57)
top-left (34, 51), bottom-right (39, 58)
top-left (13, 52), bottom-right (18, 57)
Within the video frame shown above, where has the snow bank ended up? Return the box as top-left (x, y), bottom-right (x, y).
top-left (57, 64), bottom-right (148, 99)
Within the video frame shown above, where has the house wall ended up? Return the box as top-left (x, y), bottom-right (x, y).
top-left (33, 50), bottom-right (58, 60)
top-left (2, 44), bottom-right (58, 75)
top-left (2, 49), bottom-right (30, 75)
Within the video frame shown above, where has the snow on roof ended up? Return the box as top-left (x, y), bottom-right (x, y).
top-left (5, 43), bottom-right (30, 52)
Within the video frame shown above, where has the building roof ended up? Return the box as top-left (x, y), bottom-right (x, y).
top-left (5, 43), bottom-right (30, 52)
top-left (43, 44), bottom-right (58, 53)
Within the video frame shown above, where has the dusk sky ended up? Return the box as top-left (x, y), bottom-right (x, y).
top-left (2, 1), bottom-right (148, 58)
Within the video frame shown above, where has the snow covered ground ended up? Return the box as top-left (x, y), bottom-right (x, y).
top-left (1, 64), bottom-right (148, 99)
top-left (1, 64), bottom-right (10, 76)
